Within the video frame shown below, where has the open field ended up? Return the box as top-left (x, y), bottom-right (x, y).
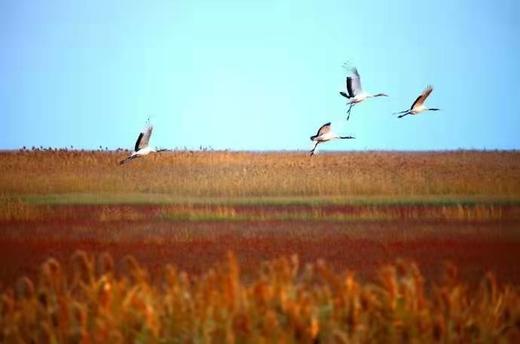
top-left (1, 203), bottom-right (519, 285)
top-left (1, 150), bottom-right (520, 341)
top-left (1, 150), bottom-right (519, 199)
top-left (1, 150), bottom-right (519, 282)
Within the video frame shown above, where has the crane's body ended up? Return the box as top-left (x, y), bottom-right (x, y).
top-left (310, 122), bottom-right (355, 156)
top-left (120, 121), bottom-right (166, 165)
top-left (127, 146), bottom-right (156, 159)
top-left (395, 85), bottom-right (440, 118)
top-left (339, 68), bottom-right (388, 120)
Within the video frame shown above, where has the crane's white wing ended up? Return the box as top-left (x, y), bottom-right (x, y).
top-left (316, 122), bottom-right (332, 137)
top-left (350, 68), bottom-right (363, 96)
top-left (345, 77), bottom-right (354, 98)
top-left (134, 125), bottom-right (153, 151)
top-left (410, 85), bottom-right (433, 110)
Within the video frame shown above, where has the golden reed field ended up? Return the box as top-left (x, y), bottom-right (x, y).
top-left (1, 150), bottom-right (520, 342)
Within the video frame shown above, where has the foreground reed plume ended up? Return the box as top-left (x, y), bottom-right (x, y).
top-left (1, 252), bottom-right (519, 343)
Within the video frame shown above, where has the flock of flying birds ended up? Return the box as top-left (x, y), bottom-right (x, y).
top-left (120, 67), bottom-right (440, 164)
top-left (309, 67), bottom-right (440, 156)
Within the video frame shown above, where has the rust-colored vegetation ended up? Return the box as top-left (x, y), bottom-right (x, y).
top-left (1, 252), bottom-right (519, 343)
top-left (0, 151), bottom-right (519, 341)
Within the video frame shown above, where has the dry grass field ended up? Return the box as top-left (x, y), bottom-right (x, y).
top-left (1, 150), bottom-right (519, 199)
top-left (1, 150), bottom-right (520, 342)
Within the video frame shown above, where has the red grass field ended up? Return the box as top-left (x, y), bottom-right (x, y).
top-left (1, 203), bottom-right (519, 288)
top-left (1, 150), bottom-right (519, 286)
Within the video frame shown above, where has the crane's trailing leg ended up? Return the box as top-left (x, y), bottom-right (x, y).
top-left (309, 142), bottom-right (319, 156)
top-left (346, 103), bottom-right (354, 121)
top-left (120, 154), bottom-right (142, 165)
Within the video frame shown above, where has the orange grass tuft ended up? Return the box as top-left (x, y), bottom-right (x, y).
top-left (1, 251), bottom-right (519, 343)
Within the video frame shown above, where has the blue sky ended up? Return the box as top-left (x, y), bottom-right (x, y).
top-left (1, 0), bottom-right (519, 151)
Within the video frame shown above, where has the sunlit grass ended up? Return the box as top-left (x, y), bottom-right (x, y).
top-left (1, 197), bottom-right (518, 222)
top-left (17, 193), bottom-right (520, 207)
top-left (1, 151), bottom-right (519, 200)
top-left (1, 252), bottom-right (518, 342)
